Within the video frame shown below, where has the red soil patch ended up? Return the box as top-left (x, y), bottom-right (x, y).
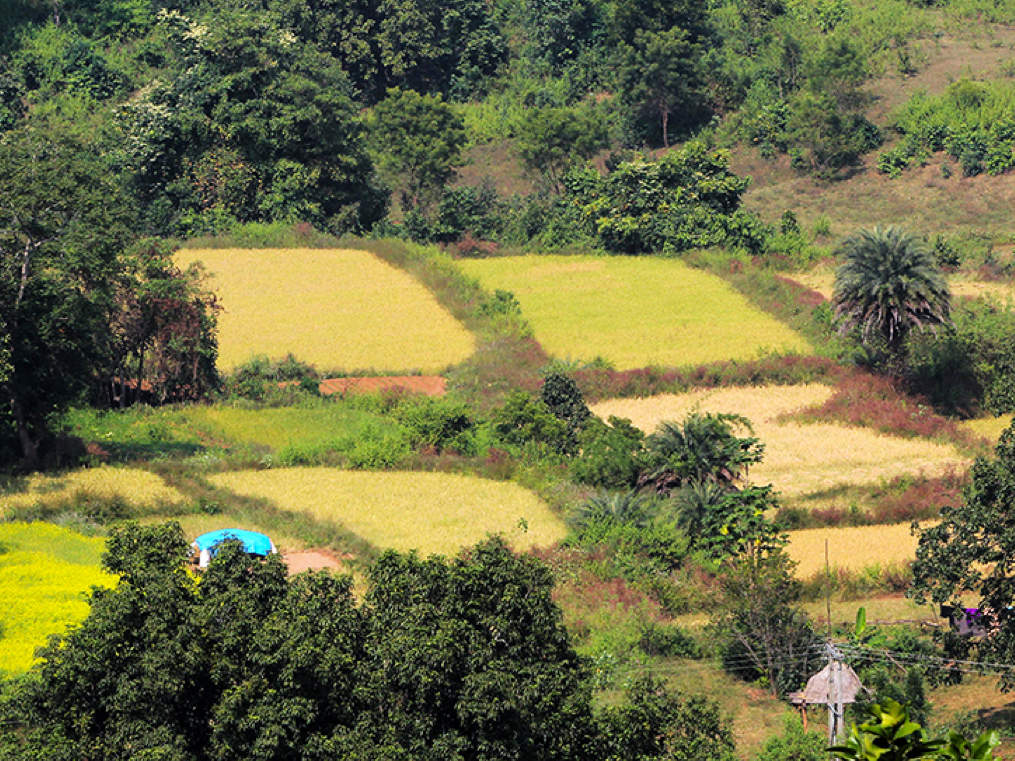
top-left (318, 376), bottom-right (446, 396)
top-left (283, 550), bottom-right (347, 575)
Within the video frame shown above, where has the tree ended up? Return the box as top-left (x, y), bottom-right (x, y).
top-left (0, 122), bottom-right (135, 468)
top-left (368, 87), bottom-right (465, 213)
top-left (515, 105), bottom-right (608, 192)
top-left (910, 421), bottom-right (1015, 691)
top-left (709, 550), bottom-right (823, 697)
top-left (638, 412), bottom-right (764, 494)
top-left (834, 226), bottom-right (951, 357)
top-left (617, 28), bottom-right (702, 147)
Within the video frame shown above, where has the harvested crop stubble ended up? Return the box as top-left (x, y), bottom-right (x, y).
top-left (0, 467), bottom-right (187, 515)
top-left (591, 384), bottom-right (969, 496)
top-left (175, 248), bottom-right (475, 373)
top-left (208, 468), bottom-right (566, 556)
top-left (457, 255), bottom-right (811, 369)
top-left (786, 522), bottom-right (930, 577)
top-left (0, 522), bottom-right (115, 675)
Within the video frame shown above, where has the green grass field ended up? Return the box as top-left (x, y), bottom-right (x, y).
top-left (0, 523), bottom-right (115, 675)
top-left (458, 255), bottom-right (812, 369)
top-left (208, 468), bottom-right (567, 556)
top-left (176, 248), bottom-right (476, 373)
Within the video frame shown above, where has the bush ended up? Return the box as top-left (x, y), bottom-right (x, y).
top-left (571, 416), bottom-right (646, 489)
top-left (490, 391), bottom-right (569, 457)
top-left (637, 621), bottom-right (701, 658)
top-left (395, 396), bottom-right (475, 454)
top-left (226, 355), bottom-right (319, 401)
top-left (753, 714), bottom-right (827, 761)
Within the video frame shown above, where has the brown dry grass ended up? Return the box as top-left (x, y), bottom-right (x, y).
top-left (591, 385), bottom-right (969, 496)
top-left (962, 413), bottom-right (1015, 442)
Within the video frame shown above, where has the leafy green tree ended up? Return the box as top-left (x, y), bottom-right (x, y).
top-left (910, 421), bottom-right (1015, 691)
top-left (120, 8), bottom-right (385, 235)
top-left (597, 676), bottom-right (736, 761)
top-left (834, 226), bottom-right (951, 357)
top-left (368, 87), bottom-right (465, 212)
top-left (1, 522), bottom-right (716, 761)
top-left (515, 105), bottom-right (608, 192)
top-left (617, 28), bottom-right (702, 147)
top-left (0, 122), bottom-right (135, 468)
top-left (710, 549), bottom-right (822, 697)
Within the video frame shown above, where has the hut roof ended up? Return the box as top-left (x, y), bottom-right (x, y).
top-left (789, 662), bottom-right (864, 706)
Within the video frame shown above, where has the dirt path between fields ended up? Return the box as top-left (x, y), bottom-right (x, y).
top-left (283, 550), bottom-right (347, 574)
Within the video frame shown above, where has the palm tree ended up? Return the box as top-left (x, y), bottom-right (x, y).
top-left (834, 226), bottom-right (951, 354)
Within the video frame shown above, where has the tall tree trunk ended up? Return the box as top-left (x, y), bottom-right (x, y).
top-left (9, 392), bottom-right (39, 469)
top-left (661, 107), bottom-right (669, 148)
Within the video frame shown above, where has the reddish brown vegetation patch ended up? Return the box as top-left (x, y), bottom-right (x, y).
top-left (574, 355), bottom-right (844, 402)
top-left (318, 376), bottom-right (447, 396)
top-left (788, 372), bottom-right (982, 451)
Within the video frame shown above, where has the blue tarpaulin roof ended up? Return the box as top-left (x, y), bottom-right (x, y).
top-left (194, 529), bottom-right (274, 557)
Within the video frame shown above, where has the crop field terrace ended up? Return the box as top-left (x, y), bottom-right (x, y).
top-left (175, 248), bottom-right (476, 373)
top-left (590, 384), bottom-right (968, 497)
top-left (0, 523), bottom-right (115, 675)
top-left (791, 269), bottom-right (1015, 304)
top-left (0, 467), bottom-right (188, 515)
top-left (457, 255), bottom-right (812, 369)
top-left (208, 468), bottom-right (567, 556)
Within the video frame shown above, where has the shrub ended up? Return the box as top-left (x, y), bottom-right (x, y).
top-left (490, 391), bottom-right (569, 456)
top-left (571, 416), bottom-right (646, 489)
top-left (753, 714), bottom-right (827, 761)
top-left (395, 396), bottom-right (475, 454)
top-left (637, 621), bottom-right (701, 659)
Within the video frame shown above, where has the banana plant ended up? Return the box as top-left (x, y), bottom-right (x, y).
top-left (937, 729), bottom-right (1000, 761)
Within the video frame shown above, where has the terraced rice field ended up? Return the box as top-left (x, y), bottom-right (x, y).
top-left (0, 467), bottom-right (187, 515)
top-left (457, 255), bottom-right (811, 369)
top-left (591, 384), bottom-right (969, 496)
top-left (793, 270), bottom-right (1015, 304)
top-left (208, 468), bottom-right (566, 556)
top-left (785, 522), bottom-right (928, 577)
top-left (176, 248), bottom-right (475, 373)
top-left (0, 523), bottom-right (115, 675)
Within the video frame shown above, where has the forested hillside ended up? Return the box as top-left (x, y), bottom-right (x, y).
top-left (10, 1), bottom-right (1015, 759)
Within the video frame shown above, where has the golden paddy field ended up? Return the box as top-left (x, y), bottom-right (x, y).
top-left (0, 522), bottom-right (115, 675)
top-left (793, 270), bottom-right (1015, 304)
top-left (175, 248), bottom-right (475, 373)
top-left (961, 413), bottom-right (1014, 442)
top-left (591, 384), bottom-right (969, 496)
top-left (457, 255), bottom-right (811, 369)
top-left (208, 468), bottom-right (567, 556)
top-left (785, 522), bottom-right (928, 577)
top-left (0, 467), bottom-right (187, 515)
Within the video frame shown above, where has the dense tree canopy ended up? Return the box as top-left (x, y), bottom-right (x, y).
top-left (0, 523), bottom-right (735, 761)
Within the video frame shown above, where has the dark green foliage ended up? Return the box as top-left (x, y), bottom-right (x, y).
top-left (515, 104), bottom-right (609, 192)
top-left (910, 421), bottom-right (1015, 691)
top-left (570, 490), bottom-right (658, 530)
top-left (829, 699), bottom-right (945, 761)
top-left (0, 523), bottom-right (717, 761)
top-left (368, 87), bottom-right (466, 212)
top-left (541, 371), bottom-right (591, 453)
top-left (597, 676), bottom-right (736, 761)
top-left (834, 226), bottom-right (951, 355)
top-left (120, 8), bottom-right (385, 236)
top-left (566, 142), bottom-right (763, 255)
top-left (710, 550), bottom-right (823, 697)
top-left (0, 122), bottom-right (136, 468)
top-left (906, 300), bottom-right (1015, 415)
top-left (670, 482), bottom-right (784, 559)
top-left (636, 620), bottom-right (701, 659)
top-left (395, 394), bottom-right (475, 453)
top-left (571, 415), bottom-right (645, 489)
top-left (491, 391), bottom-right (569, 456)
top-left (639, 412), bottom-right (764, 494)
